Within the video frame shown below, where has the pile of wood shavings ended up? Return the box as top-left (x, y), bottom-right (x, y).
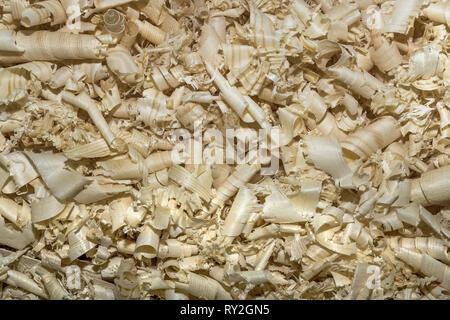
top-left (1, 0), bottom-right (450, 300)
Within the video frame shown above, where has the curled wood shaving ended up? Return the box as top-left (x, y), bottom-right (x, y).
top-left (0, 0), bottom-right (450, 301)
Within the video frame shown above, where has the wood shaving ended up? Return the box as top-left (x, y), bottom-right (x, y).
top-left (0, 0), bottom-right (449, 300)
